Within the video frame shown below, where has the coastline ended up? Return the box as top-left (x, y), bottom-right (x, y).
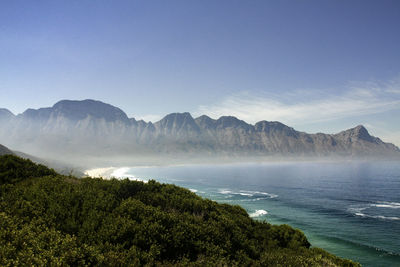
top-left (84, 166), bottom-right (148, 182)
top-left (84, 157), bottom-right (399, 179)
top-left (84, 167), bottom-right (116, 178)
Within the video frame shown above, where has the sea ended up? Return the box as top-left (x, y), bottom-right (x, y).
top-left (111, 161), bottom-right (400, 266)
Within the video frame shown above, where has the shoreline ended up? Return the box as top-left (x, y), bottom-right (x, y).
top-left (61, 155), bottom-right (400, 176)
top-left (84, 166), bottom-right (149, 182)
top-left (84, 167), bottom-right (116, 178)
top-left (84, 158), bottom-right (399, 179)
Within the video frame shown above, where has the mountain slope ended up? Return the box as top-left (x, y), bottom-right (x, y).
top-left (0, 109), bottom-right (14, 121)
top-left (0, 99), bottom-right (398, 160)
top-left (0, 144), bottom-right (83, 176)
top-left (0, 144), bottom-right (13, 156)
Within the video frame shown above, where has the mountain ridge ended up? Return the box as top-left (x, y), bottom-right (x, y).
top-left (1, 99), bottom-right (398, 161)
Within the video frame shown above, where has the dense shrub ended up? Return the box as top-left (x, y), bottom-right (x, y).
top-left (0, 155), bottom-right (57, 185)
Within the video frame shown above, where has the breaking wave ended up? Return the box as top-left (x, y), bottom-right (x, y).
top-left (348, 202), bottom-right (400, 221)
top-left (111, 167), bottom-right (148, 183)
top-left (218, 189), bottom-right (278, 199)
top-left (372, 202), bottom-right (400, 209)
top-left (249, 210), bottom-right (268, 218)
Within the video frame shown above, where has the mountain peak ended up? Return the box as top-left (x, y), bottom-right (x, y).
top-left (216, 116), bottom-right (250, 129)
top-left (196, 115), bottom-right (214, 120)
top-left (353, 124), bottom-right (367, 131)
top-left (51, 99), bottom-right (130, 122)
top-left (348, 124), bottom-right (367, 133)
top-left (195, 115), bottom-right (216, 129)
top-left (156, 112), bottom-right (200, 133)
top-left (160, 112), bottom-right (192, 119)
top-left (337, 125), bottom-right (375, 143)
top-left (255, 121), bottom-right (290, 130)
top-left (158, 112), bottom-right (194, 124)
top-left (352, 125), bottom-right (374, 141)
top-left (255, 121), bottom-right (298, 137)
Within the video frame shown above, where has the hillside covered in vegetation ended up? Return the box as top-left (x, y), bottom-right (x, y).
top-left (0, 155), bottom-right (359, 266)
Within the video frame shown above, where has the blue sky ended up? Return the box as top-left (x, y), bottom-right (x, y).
top-left (1, 1), bottom-right (400, 145)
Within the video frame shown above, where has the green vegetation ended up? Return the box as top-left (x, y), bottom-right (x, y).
top-left (0, 155), bottom-right (359, 266)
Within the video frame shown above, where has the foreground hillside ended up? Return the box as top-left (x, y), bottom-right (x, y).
top-left (0, 155), bottom-right (359, 266)
top-left (0, 143), bottom-right (84, 177)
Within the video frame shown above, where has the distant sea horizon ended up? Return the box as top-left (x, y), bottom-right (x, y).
top-left (86, 160), bottom-right (400, 266)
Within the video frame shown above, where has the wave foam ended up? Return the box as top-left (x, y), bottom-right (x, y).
top-left (249, 210), bottom-right (268, 218)
top-left (239, 197), bottom-right (270, 202)
top-left (85, 167), bottom-right (116, 178)
top-left (373, 202), bottom-right (400, 209)
top-left (354, 213), bottom-right (400, 221)
top-left (218, 189), bottom-right (278, 199)
top-left (111, 167), bottom-right (148, 183)
top-left (348, 202), bottom-right (400, 221)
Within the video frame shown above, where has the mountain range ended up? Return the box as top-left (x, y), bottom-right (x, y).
top-left (0, 99), bottom-right (399, 164)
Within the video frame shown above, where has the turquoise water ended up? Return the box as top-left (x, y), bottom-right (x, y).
top-left (118, 161), bottom-right (400, 266)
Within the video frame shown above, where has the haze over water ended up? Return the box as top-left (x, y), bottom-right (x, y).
top-left (111, 161), bottom-right (400, 266)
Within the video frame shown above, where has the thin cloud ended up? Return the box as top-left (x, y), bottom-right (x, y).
top-left (195, 80), bottom-right (400, 125)
top-left (134, 114), bottom-right (163, 123)
top-left (386, 89), bottom-right (400, 94)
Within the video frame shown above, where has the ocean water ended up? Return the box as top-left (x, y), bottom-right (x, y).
top-left (115, 161), bottom-right (400, 266)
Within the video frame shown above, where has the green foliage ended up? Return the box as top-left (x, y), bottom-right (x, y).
top-left (0, 155), bottom-right (360, 266)
top-left (0, 154), bottom-right (57, 185)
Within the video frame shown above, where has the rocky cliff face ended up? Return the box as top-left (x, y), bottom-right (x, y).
top-left (0, 99), bottom-right (399, 159)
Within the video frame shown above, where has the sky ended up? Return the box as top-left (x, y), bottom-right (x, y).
top-left (1, 0), bottom-right (400, 145)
